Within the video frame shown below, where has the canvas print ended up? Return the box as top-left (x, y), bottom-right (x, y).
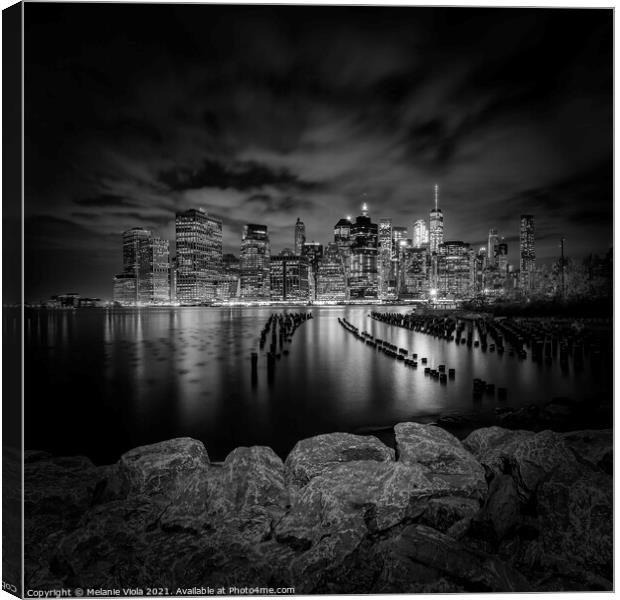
top-left (2, 2), bottom-right (613, 596)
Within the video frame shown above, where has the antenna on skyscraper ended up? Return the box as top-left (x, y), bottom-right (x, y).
top-left (434, 184), bottom-right (439, 210)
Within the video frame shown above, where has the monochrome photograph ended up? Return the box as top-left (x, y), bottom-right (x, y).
top-left (2, 2), bottom-right (613, 596)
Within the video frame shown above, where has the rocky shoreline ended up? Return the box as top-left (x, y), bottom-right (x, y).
top-left (24, 422), bottom-right (612, 593)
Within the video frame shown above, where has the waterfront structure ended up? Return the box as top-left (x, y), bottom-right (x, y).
top-left (378, 218), bottom-right (393, 300)
top-left (429, 185), bottom-right (444, 255)
top-left (437, 241), bottom-right (474, 298)
top-left (294, 218), bottom-right (306, 255)
top-left (113, 227), bottom-right (170, 305)
top-left (270, 253), bottom-right (310, 301)
top-left (399, 246), bottom-right (430, 298)
top-left (240, 224), bottom-right (271, 300)
top-left (349, 203), bottom-right (379, 299)
top-left (413, 219), bottom-right (429, 248)
top-left (175, 208), bottom-right (222, 303)
top-left (519, 215), bottom-right (536, 291)
top-left (316, 242), bottom-right (347, 302)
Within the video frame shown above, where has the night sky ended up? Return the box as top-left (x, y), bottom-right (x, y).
top-left (24, 4), bottom-right (612, 301)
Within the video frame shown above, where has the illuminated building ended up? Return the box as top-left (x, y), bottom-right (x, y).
top-left (240, 224), bottom-right (271, 300)
top-left (487, 228), bottom-right (499, 267)
top-left (114, 227), bottom-right (170, 304)
top-left (294, 217), bottom-right (306, 256)
top-left (437, 241), bottom-right (474, 299)
top-left (399, 246), bottom-right (430, 298)
top-left (429, 185), bottom-right (444, 254)
top-left (316, 242), bottom-right (347, 301)
top-left (413, 219), bottom-right (429, 248)
top-left (302, 241), bottom-right (323, 301)
top-left (349, 203), bottom-right (378, 299)
top-left (519, 215), bottom-right (536, 291)
top-left (217, 253), bottom-right (240, 300)
top-left (378, 218), bottom-right (392, 300)
top-left (496, 240), bottom-right (508, 274)
top-left (270, 253), bottom-right (310, 301)
top-left (175, 208), bottom-right (222, 303)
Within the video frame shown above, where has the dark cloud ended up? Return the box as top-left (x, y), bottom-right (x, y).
top-left (23, 4), bottom-right (612, 299)
top-left (159, 158), bottom-right (318, 193)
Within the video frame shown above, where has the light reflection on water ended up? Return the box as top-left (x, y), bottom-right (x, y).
top-left (23, 306), bottom-right (611, 463)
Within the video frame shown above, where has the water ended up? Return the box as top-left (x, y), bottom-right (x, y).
top-left (19, 306), bottom-right (611, 464)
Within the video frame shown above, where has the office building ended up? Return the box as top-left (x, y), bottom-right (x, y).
top-left (316, 242), bottom-right (347, 302)
top-left (270, 253), bottom-right (309, 301)
top-left (240, 224), bottom-right (271, 300)
top-left (378, 218), bottom-right (393, 300)
top-left (412, 219), bottom-right (429, 248)
top-left (429, 185), bottom-right (444, 254)
top-left (519, 215), bottom-right (536, 291)
top-left (294, 218), bottom-right (306, 256)
top-left (399, 246), bottom-right (430, 298)
top-left (487, 228), bottom-right (499, 267)
top-left (349, 203), bottom-right (378, 299)
top-left (175, 208), bottom-right (222, 303)
top-left (437, 241), bottom-right (474, 298)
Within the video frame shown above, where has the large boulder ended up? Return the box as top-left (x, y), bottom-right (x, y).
top-left (394, 422), bottom-right (486, 500)
top-left (463, 427), bottom-right (576, 501)
top-left (161, 445), bottom-right (288, 543)
top-left (275, 460), bottom-right (455, 591)
top-left (561, 430), bottom-right (612, 474)
top-left (284, 432), bottom-right (394, 488)
top-left (373, 524), bottom-right (531, 593)
top-left (536, 460), bottom-right (612, 586)
top-left (118, 437), bottom-right (210, 501)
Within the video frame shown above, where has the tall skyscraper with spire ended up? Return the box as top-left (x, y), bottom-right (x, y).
top-left (294, 217), bottom-right (306, 255)
top-left (429, 184), bottom-right (444, 254)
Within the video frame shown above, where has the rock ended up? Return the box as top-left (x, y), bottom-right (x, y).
top-left (537, 460), bottom-right (612, 583)
top-left (374, 524), bottom-right (531, 592)
top-left (463, 427), bottom-right (576, 501)
top-left (479, 474), bottom-right (520, 541)
top-left (419, 496), bottom-right (480, 533)
top-left (118, 437), bottom-right (210, 501)
top-left (462, 426), bottom-right (534, 475)
top-left (25, 455), bottom-right (104, 543)
top-left (561, 430), bottom-right (612, 474)
top-left (161, 445), bottom-right (288, 543)
top-left (275, 460), bottom-right (455, 591)
top-left (395, 422), bottom-right (487, 499)
top-left (285, 432), bottom-right (394, 488)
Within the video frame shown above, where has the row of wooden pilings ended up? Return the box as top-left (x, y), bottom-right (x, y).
top-left (337, 316), bottom-right (457, 385)
top-left (250, 312), bottom-right (313, 384)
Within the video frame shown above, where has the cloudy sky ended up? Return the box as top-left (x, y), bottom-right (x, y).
top-left (24, 4), bottom-right (612, 300)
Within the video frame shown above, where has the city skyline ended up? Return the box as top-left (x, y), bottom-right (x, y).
top-left (23, 5), bottom-right (612, 301)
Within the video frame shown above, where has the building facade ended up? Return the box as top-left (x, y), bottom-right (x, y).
top-left (399, 246), bottom-right (430, 298)
top-left (316, 242), bottom-right (347, 302)
top-left (349, 204), bottom-right (378, 299)
top-left (240, 224), bottom-right (271, 300)
top-left (294, 218), bottom-right (306, 256)
top-left (412, 219), bottom-right (429, 248)
top-left (437, 241), bottom-right (474, 299)
top-left (519, 215), bottom-right (536, 292)
top-left (378, 218), bottom-right (393, 300)
top-left (175, 208), bottom-right (222, 304)
top-left (270, 254), bottom-right (310, 301)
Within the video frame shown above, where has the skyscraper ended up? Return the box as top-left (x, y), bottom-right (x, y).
top-left (412, 219), bottom-right (429, 248)
top-left (437, 241), bottom-right (474, 299)
top-left (316, 242), bottom-right (347, 302)
top-left (487, 228), bottom-right (499, 267)
top-left (301, 241), bottom-right (323, 301)
top-left (294, 217), bottom-right (306, 255)
top-left (349, 203), bottom-right (379, 299)
top-left (496, 240), bottom-right (508, 274)
top-left (270, 253), bottom-right (309, 301)
top-left (429, 185), bottom-right (444, 254)
top-left (520, 215), bottom-right (536, 291)
top-left (175, 208), bottom-right (223, 303)
top-left (378, 218), bottom-right (392, 300)
top-left (399, 246), bottom-right (430, 298)
top-left (113, 227), bottom-right (170, 305)
top-left (240, 224), bottom-right (271, 300)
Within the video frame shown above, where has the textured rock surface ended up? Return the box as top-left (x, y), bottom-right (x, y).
top-left (395, 422), bottom-right (487, 499)
top-left (23, 424), bottom-right (612, 594)
top-left (284, 432), bottom-right (394, 488)
top-left (118, 437), bottom-right (210, 500)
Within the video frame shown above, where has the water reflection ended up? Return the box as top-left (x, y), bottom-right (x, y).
top-left (22, 306), bottom-right (611, 464)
